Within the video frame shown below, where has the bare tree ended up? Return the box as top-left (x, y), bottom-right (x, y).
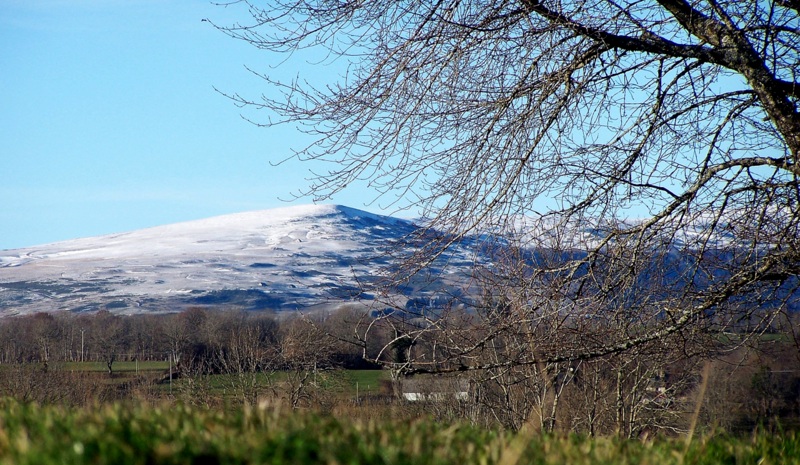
top-left (214, 0), bottom-right (799, 362)
top-left (279, 315), bottom-right (339, 409)
top-left (213, 1), bottom-right (800, 429)
top-left (27, 313), bottom-right (61, 369)
top-left (160, 308), bottom-right (204, 376)
top-left (210, 310), bottom-right (280, 405)
top-left (89, 310), bottom-right (126, 376)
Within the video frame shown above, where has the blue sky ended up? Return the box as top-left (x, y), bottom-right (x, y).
top-left (0, 0), bottom-right (387, 250)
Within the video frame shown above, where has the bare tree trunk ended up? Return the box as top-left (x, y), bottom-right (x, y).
top-left (615, 366), bottom-right (624, 437)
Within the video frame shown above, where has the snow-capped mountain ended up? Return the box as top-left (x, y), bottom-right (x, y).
top-left (0, 205), bottom-right (478, 317)
top-left (2, 204), bottom-right (794, 318)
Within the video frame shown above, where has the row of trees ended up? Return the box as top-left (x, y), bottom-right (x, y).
top-left (0, 307), bottom-right (372, 408)
top-left (0, 308), bottom-right (360, 374)
top-left (2, 304), bottom-right (798, 435)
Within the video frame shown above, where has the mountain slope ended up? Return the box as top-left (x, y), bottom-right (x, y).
top-left (0, 205), bottom-right (462, 316)
top-left (5, 204), bottom-right (792, 318)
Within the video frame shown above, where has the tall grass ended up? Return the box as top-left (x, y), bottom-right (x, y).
top-left (0, 398), bottom-right (797, 465)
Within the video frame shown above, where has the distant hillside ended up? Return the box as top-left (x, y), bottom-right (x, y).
top-left (2, 204), bottom-right (796, 317)
top-left (0, 205), bottom-right (479, 316)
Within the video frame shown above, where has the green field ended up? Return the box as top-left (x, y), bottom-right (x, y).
top-left (0, 398), bottom-right (797, 465)
top-left (0, 362), bottom-right (389, 407)
top-left (61, 360), bottom-right (170, 373)
top-left (165, 368), bottom-right (387, 395)
top-left (337, 369), bottom-right (386, 394)
top-left (19, 362), bottom-right (385, 390)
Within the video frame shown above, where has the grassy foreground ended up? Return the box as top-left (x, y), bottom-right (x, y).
top-left (0, 399), bottom-right (797, 465)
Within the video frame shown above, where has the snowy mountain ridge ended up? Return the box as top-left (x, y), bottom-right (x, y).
top-left (0, 204), bottom-right (782, 317)
top-left (0, 205), bottom-right (471, 317)
top-left (1, 204), bottom-right (405, 264)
